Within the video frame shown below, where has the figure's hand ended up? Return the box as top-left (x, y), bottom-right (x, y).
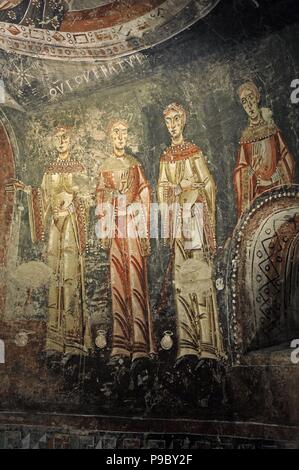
top-left (257, 178), bottom-right (273, 188)
top-left (5, 179), bottom-right (30, 194)
top-left (82, 193), bottom-right (96, 207)
top-left (180, 178), bottom-right (194, 191)
top-left (140, 238), bottom-right (151, 257)
top-left (119, 173), bottom-right (130, 194)
top-left (100, 238), bottom-right (111, 251)
top-left (159, 182), bottom-right (177, 189)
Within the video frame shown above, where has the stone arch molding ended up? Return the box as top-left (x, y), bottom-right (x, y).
top-left (228, 185), bottom-right (299, 363)
top-left (0, 0), bottom-right (221, 62)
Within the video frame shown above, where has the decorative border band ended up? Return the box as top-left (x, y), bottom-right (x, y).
top-left (0, 0), bottom-right (220, 62)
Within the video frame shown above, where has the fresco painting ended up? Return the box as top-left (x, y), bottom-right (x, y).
top-left (0, 0), bottom-right (298, 450)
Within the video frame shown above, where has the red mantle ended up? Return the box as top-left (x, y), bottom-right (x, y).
top-left (0, 120), bottom-right (15, 316)
top-left (61, 0), bottom-right (165, 33)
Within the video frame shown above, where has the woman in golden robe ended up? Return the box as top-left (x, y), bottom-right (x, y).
top-left (234, 82), bottom-right (296, 218)
top-left (7, 127), bottom-right (92, 358)
top-left (96, 119), bottom-right (156, 362)
top-left (158, 103), bottom-right (224, 363)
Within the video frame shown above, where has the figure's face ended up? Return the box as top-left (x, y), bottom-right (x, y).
top-left (164, 110), bottom-right (185, 140)
top-left (110, 123), bottom-right (128, 153)
top-left (54, 130), bottom-right (70, 156)
top-left (240, 89), bottom-right (260, 120)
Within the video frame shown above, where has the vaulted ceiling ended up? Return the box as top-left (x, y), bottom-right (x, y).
top-left (0, 0), bottom-right (221, 61)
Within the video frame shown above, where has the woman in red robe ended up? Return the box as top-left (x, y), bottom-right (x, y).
top-left (234, 82), bottom-right (295, 218)
top-left (96, 119), bottom-right (156, 362)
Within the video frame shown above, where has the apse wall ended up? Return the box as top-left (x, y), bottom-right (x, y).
top-left (0, 0), bottom-right (298, 449)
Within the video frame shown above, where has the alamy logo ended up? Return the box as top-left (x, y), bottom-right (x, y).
top-left (290, 339), bottom-right (299, 365)
top-left (291, 79), bottom-right (299, 104)
top-left (0, 339), bottom-right (4, 364)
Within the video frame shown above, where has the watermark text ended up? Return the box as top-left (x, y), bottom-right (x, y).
top-left (95, 200), bottom-right (204, 241)
top-left (291, 79), bottom-right (299, 104)
top-left (291, 339), bottom-right (299, 364)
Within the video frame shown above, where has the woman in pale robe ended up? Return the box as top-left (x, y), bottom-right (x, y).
top-left (158, 103), bottom-right (224, 362)
top-left (6, 126), bottom-right (92, 358)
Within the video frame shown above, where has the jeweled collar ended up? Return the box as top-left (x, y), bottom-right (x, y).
top-left (45, 159), bottom-right (85, 175)
top-left (161, 142), bottom-right (200, 162)
top-left (240, 123), bottom-right (278, 144)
